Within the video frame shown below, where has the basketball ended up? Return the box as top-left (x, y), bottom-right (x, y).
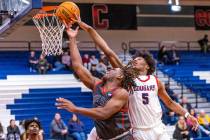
top-left (55, 1), bottom-right (80, 24)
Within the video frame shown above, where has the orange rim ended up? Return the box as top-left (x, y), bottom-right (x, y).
top-left (33, 13), bottom-right (54, 19)
top-left (33, 6), bottom-right (58, 19)
top-left (42, 6), bottom-right (58, 12)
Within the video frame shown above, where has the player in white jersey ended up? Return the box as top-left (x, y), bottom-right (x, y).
top-left (127, 52), bottom-right (197, 139)
top-left (74, 18), bottom-right (199, 140)
top-left (129, 75), bottom-right (162, 129)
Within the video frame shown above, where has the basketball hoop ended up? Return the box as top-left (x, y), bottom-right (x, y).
top-left (33, 11), bottom-right (65, 56)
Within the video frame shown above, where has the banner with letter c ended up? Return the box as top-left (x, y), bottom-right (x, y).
top-left (194, 6), bottom-right (210, 30)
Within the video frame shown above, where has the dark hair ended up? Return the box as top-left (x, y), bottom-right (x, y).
top-left (133, 51), bottom-right (156, 75)
top-left (121, 61), bottom-right (139, 93)
top-left (19, 120), bottom-right (25, 126)
top-left (10, 119), bottom-right (15, 124)
top-left (99, 59), bottom-right (104, 63)
top-left (24, 119), bottom-right (41, 130)
top-left (160, 45), bottom-right (165, 50)
top-left (0, 122), bottom-right (3, 133)
top-left (204, 34), bottom-right (208, 38)
top-left (69, 114), bottom-right (81, 123)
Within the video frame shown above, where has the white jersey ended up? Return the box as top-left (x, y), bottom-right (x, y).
top-left (129, 75), bottom-right (163, 129)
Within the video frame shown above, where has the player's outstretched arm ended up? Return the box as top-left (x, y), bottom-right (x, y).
top-left (66, 25), bottom-right (100, 90)
top-left (56, 89), bottom-right (128, 120)
top-left (77, 20), bottom-right (123, 68)
top-left (157, 79), bottom-right (199, 130)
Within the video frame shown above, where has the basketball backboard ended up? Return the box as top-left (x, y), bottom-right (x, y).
top-left (0, 0), bottom-right (42, 37)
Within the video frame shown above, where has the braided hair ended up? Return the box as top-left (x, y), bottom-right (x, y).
top-left (121, 61), bottom-right (139, 93)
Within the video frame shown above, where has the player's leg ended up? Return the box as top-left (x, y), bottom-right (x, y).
top-left (158, 132), bottom-right (170, 140)
top-left (153, 123), bottom-right (170, 140)
top-left (132, 129), bottom-right (155, 140)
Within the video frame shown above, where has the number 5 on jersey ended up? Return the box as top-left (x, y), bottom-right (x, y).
top-left (142, 93), bottom-right (149, 105)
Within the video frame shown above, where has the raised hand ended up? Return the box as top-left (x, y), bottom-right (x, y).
top-left (66, 26), bottom-right (79, 38)
top-left (55, 97), bottom-right (77, 113)
top-left (187, 115), bottom-right (199, 130)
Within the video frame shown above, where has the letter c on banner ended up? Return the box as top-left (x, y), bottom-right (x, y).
top-left (92, 4), bottom-right (109, 29)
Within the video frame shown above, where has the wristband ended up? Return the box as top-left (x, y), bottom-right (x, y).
top-left (184, 112), bottom-right (190, 118)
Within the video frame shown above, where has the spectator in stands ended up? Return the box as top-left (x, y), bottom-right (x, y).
top-left (99, 52), bottom-right (109, 66)
top-left (82, 54), bottom-right (90, 69)
top-left (129, 47), bottom-right (137, 56)
top-left (180, 97), bottom-right (192, 112)
top-left (89, 55), bottom-right (99, 69)
top-left (53, 56), bottom-right (65, 72)
top-left (198, 34), bottom-right (209, 53)
top-left (0, 121), bottom-right (5, 140)
top-left (160, 94), bottom-right (178, 126)
top-left (160, 100), bottom-right (168, 125)
top-left (96, 60), bottom-right (107, 75)
top-left (62, 52), bottom-right (71, 69)
top-left (157, 45), bottom-right (170, 65)
top-left (168, 44), bottom-right (180, 65)
top-left (21, 119), bottom-right (43, 140)
top-left (90, 65), bottom-right (103, 78)
top-left (160, 97), bottom-right (177, 125)
top-left (166, 111), bottom-right (178, 125)
top-left (50, 113), bottom-right (68, 140)
top-left (33, 117), bottom-right (44, 136)
top-left (187, 109), bottom-right (198, 125)
top-left (199, 126), bottom-right (210, 137)
top-left (165, 83), bottom-right (179, 102)
top-left (197, 109), bottom-right (210, 130)
top-left (7, 119), bottom-right (20, 140)
top-left (29, 51), bottom-right (38, 72)
top-left (173, 116), bottom-right (190, 140)
top-left (46, 55), bottom-right (56, 68)
top-left (68, 114), bottom-right (86, 140)
top-left (18, 120), bottom-right (25, 136)
top-left (187, 109), bottom-right (202, 138)
top-left (37, 54), bottom-right (50, 74)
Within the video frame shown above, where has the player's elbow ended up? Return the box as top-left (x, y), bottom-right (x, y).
top-left (72, 62), bottom-right (82, 68)
top-left (101, 113), bottom-right (112, 120)
top-left (72, 64), bottom-right (83, 74)
top-left (95, 116), bottom-right (107, 120)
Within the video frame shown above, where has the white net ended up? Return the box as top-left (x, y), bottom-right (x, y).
top-left (33, 12), bottom-right (65, 56)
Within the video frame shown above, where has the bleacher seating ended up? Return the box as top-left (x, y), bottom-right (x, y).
top-left (7, 87), bottom-right (93, 139)
top-left (0, 51), bottom-right (71, 79)
top-left (0, 73), bottom-right (95, 139)
top-left (0, 74), bottom-right (95, 139)
top-left (0, 51), bottom-right (100, 139)
top-left (157, 51), bottom-right (210, 114)
top-left (0, 50), bottom-right (100, 79)
top-left (1, 50), bottom-right (210, 139)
